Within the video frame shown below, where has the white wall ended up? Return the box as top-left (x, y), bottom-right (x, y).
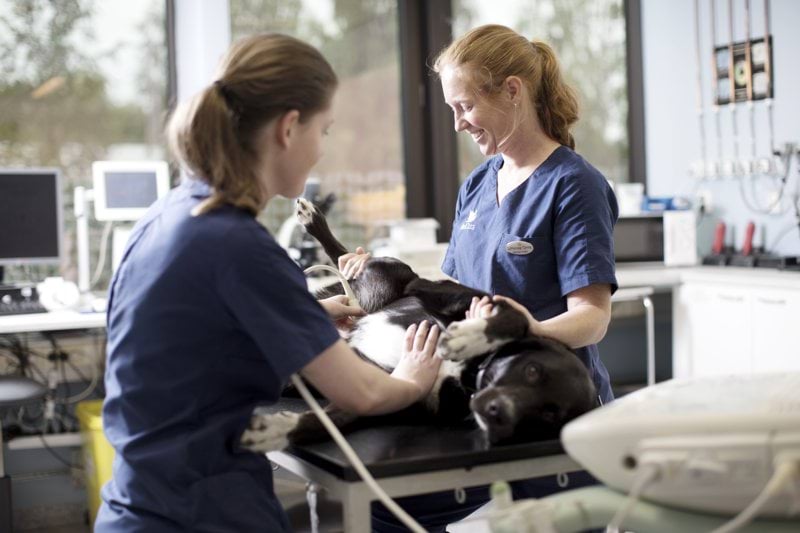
top-left (641, 0), bottom-right (800, 256)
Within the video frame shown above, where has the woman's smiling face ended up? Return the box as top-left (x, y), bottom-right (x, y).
top-left (440, 65), bottom-right (513, 157)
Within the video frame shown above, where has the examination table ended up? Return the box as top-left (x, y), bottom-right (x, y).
top-left (264, 398), bottom-right (580, 532)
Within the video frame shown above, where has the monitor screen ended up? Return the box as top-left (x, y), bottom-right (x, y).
top-left (0, 169), bottom-right (63, 266)
top-left (93, 161), bottom-right (170, 221)
top-left (105, 171), bottom-right (159, 208)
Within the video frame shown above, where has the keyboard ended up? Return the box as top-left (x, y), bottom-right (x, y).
top-left (0, 298), bottom-right (48, 316)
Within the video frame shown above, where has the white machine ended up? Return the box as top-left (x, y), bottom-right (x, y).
top-left (92, 160), bottom-right (170, 222)
top-left (75, 161), bottom-right (170, 293)
top-left (562, 373), bottom-right (800, 519)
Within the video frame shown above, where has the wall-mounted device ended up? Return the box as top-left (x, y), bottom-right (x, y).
top-left (92, 160), bottom-right (170, 221)
top-left (713, 36), bottom-right (773, 105)
top-left (0, 169), bottom-right (63, 286)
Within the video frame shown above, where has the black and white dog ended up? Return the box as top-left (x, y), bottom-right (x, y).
top-left (240, 199), bottom-right (597, 451)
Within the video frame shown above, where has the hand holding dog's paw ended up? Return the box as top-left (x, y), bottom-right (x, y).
top-left (466, 296), bottom-right (495, 319)
top-left (438, 318), bottom-right (498, 361)
top-left (240, 411), bottom-right (301, 453)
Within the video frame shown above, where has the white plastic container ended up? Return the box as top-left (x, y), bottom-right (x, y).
top-left (387, 218), bottom-right (439, 248)
top-left (615, 183), bottom-right (644, 216)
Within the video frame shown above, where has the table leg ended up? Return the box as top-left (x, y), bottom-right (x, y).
top-left (643, 295), bottom-right (655, 386)
top-left (340, 483), bottom-right (373, 533)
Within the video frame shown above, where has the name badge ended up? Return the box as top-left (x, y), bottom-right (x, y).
top-left (505, 240), bottom-right (534, 255)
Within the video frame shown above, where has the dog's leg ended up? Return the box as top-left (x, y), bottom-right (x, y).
top-left (239, 406), bottom-right (360, 453)
top-left (296, 198), bottom-right (349, 263)
top-left (240, 410), bottom-right (302, 452)
top-left (423, 360), bottom-right (465, 413)
top-left (404, 278), bottom-right (486, 320)
top-left (438, 301), bottom-right (530, 361)
top-left (288, 406), bottom-right (360, 445)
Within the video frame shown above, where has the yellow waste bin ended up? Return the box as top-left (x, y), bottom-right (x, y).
top-left (76, 399), bottom-right (114, 525)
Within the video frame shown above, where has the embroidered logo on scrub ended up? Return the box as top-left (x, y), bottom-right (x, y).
top-left (505, 240), bottom-right (534, 255)
top-left (460, 210), bottom-right (478, 231)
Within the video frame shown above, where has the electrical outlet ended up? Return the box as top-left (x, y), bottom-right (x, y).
top-left (696, 190), bottom-right (713, 213)
top-left (767, 191), bottom-right (783, 214)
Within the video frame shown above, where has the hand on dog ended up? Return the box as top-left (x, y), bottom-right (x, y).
top-left (466, 296), bottom-right (496, 319)
top-left (391, 321), bottom-right (442, 398)
top-left (338, 246), bottom-right (371, 279)
top-left (319, 295), bottom-right (365, 324)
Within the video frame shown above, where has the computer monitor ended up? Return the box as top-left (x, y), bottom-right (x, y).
top-left (92, 160), bottom-right (170, 221)
top-left (0, 169), bottom-right (63, 269)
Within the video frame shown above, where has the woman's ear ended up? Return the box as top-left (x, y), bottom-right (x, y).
top-left (504, 76), bottom-right (523, 104)
top-left (276, 109), bottom-right (301, 149)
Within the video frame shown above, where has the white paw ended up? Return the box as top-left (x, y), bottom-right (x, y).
top-left (240, 411), bottom-right (300, 453)
top-left (438, 318), bottom-right (503, 361)
top-left (295, 198), bottom-right (317, 226)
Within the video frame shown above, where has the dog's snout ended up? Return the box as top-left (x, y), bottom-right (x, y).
top-left (472, 393), bottom-right (514, 427)
top-left (471, 392), bottom-right (517, 443)
top-left (486, 399), bottom-right (502, 419)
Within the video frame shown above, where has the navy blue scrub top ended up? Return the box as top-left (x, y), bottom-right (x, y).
top-left (442, 146), bottom-right (618, 403)
top-left (95, 178), bottom-right (340, 532)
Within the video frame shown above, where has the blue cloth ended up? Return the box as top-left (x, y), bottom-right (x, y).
top-left (95, 178), bottom-right (340, 532)
top-left (441, 146), bottom-right (618, 403)
top-left (372, 146), bottom-right (618, 532)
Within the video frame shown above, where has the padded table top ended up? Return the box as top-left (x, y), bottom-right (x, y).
top-left (269, 398), bottom-right (564, 482)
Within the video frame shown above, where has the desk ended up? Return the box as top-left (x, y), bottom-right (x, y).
top-left (0, 309), bottom-right (106, 334)
top-left (266, 402), bottom-right (580, 532)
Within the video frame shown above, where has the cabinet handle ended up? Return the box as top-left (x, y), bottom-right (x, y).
top-left (717, 294), bottom-right (744, 302)
top-left (756, 297), bottom-right (786, 305)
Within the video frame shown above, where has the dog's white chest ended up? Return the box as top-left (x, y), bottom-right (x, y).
top-left (348, 313), bottom-right (407, 369)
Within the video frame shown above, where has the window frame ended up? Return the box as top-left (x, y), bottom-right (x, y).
top-left (400, 0), bottom-right (646, 241)
top-left (170, 0), bottom-right (645, 241)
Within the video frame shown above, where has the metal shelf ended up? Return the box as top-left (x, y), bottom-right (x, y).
top-left (7, 432), bottom-right (82, 451)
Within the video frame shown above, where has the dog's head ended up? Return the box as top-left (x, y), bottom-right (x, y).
top-left (469, 337), bottom-right (597, 444)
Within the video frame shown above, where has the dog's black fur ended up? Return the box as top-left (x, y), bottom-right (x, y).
top-left (240, 199), bottom-right (598, 451)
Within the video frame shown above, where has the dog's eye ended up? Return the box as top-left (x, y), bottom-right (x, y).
top-left (524, 363), bottom-right (539, 383)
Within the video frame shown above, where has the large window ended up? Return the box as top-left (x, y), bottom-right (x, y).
top-left (451, 0), bottom-right (629, 184)
top-left (0, 0), bottom-right (168, 286)
top-left (230, 0), bottom-right (405, 251)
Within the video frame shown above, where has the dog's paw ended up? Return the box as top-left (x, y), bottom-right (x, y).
top-left (240, 411), bottom-right (300, 453)
top-left (438, 318), bottom-right (501, 361)
top-left (295, 197), bottom-right (318, 227)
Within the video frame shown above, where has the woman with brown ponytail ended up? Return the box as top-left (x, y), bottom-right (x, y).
top-left (95, 34), bottom-right (441, 532)
top-left (370, 24), bottom-right (620, 533)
